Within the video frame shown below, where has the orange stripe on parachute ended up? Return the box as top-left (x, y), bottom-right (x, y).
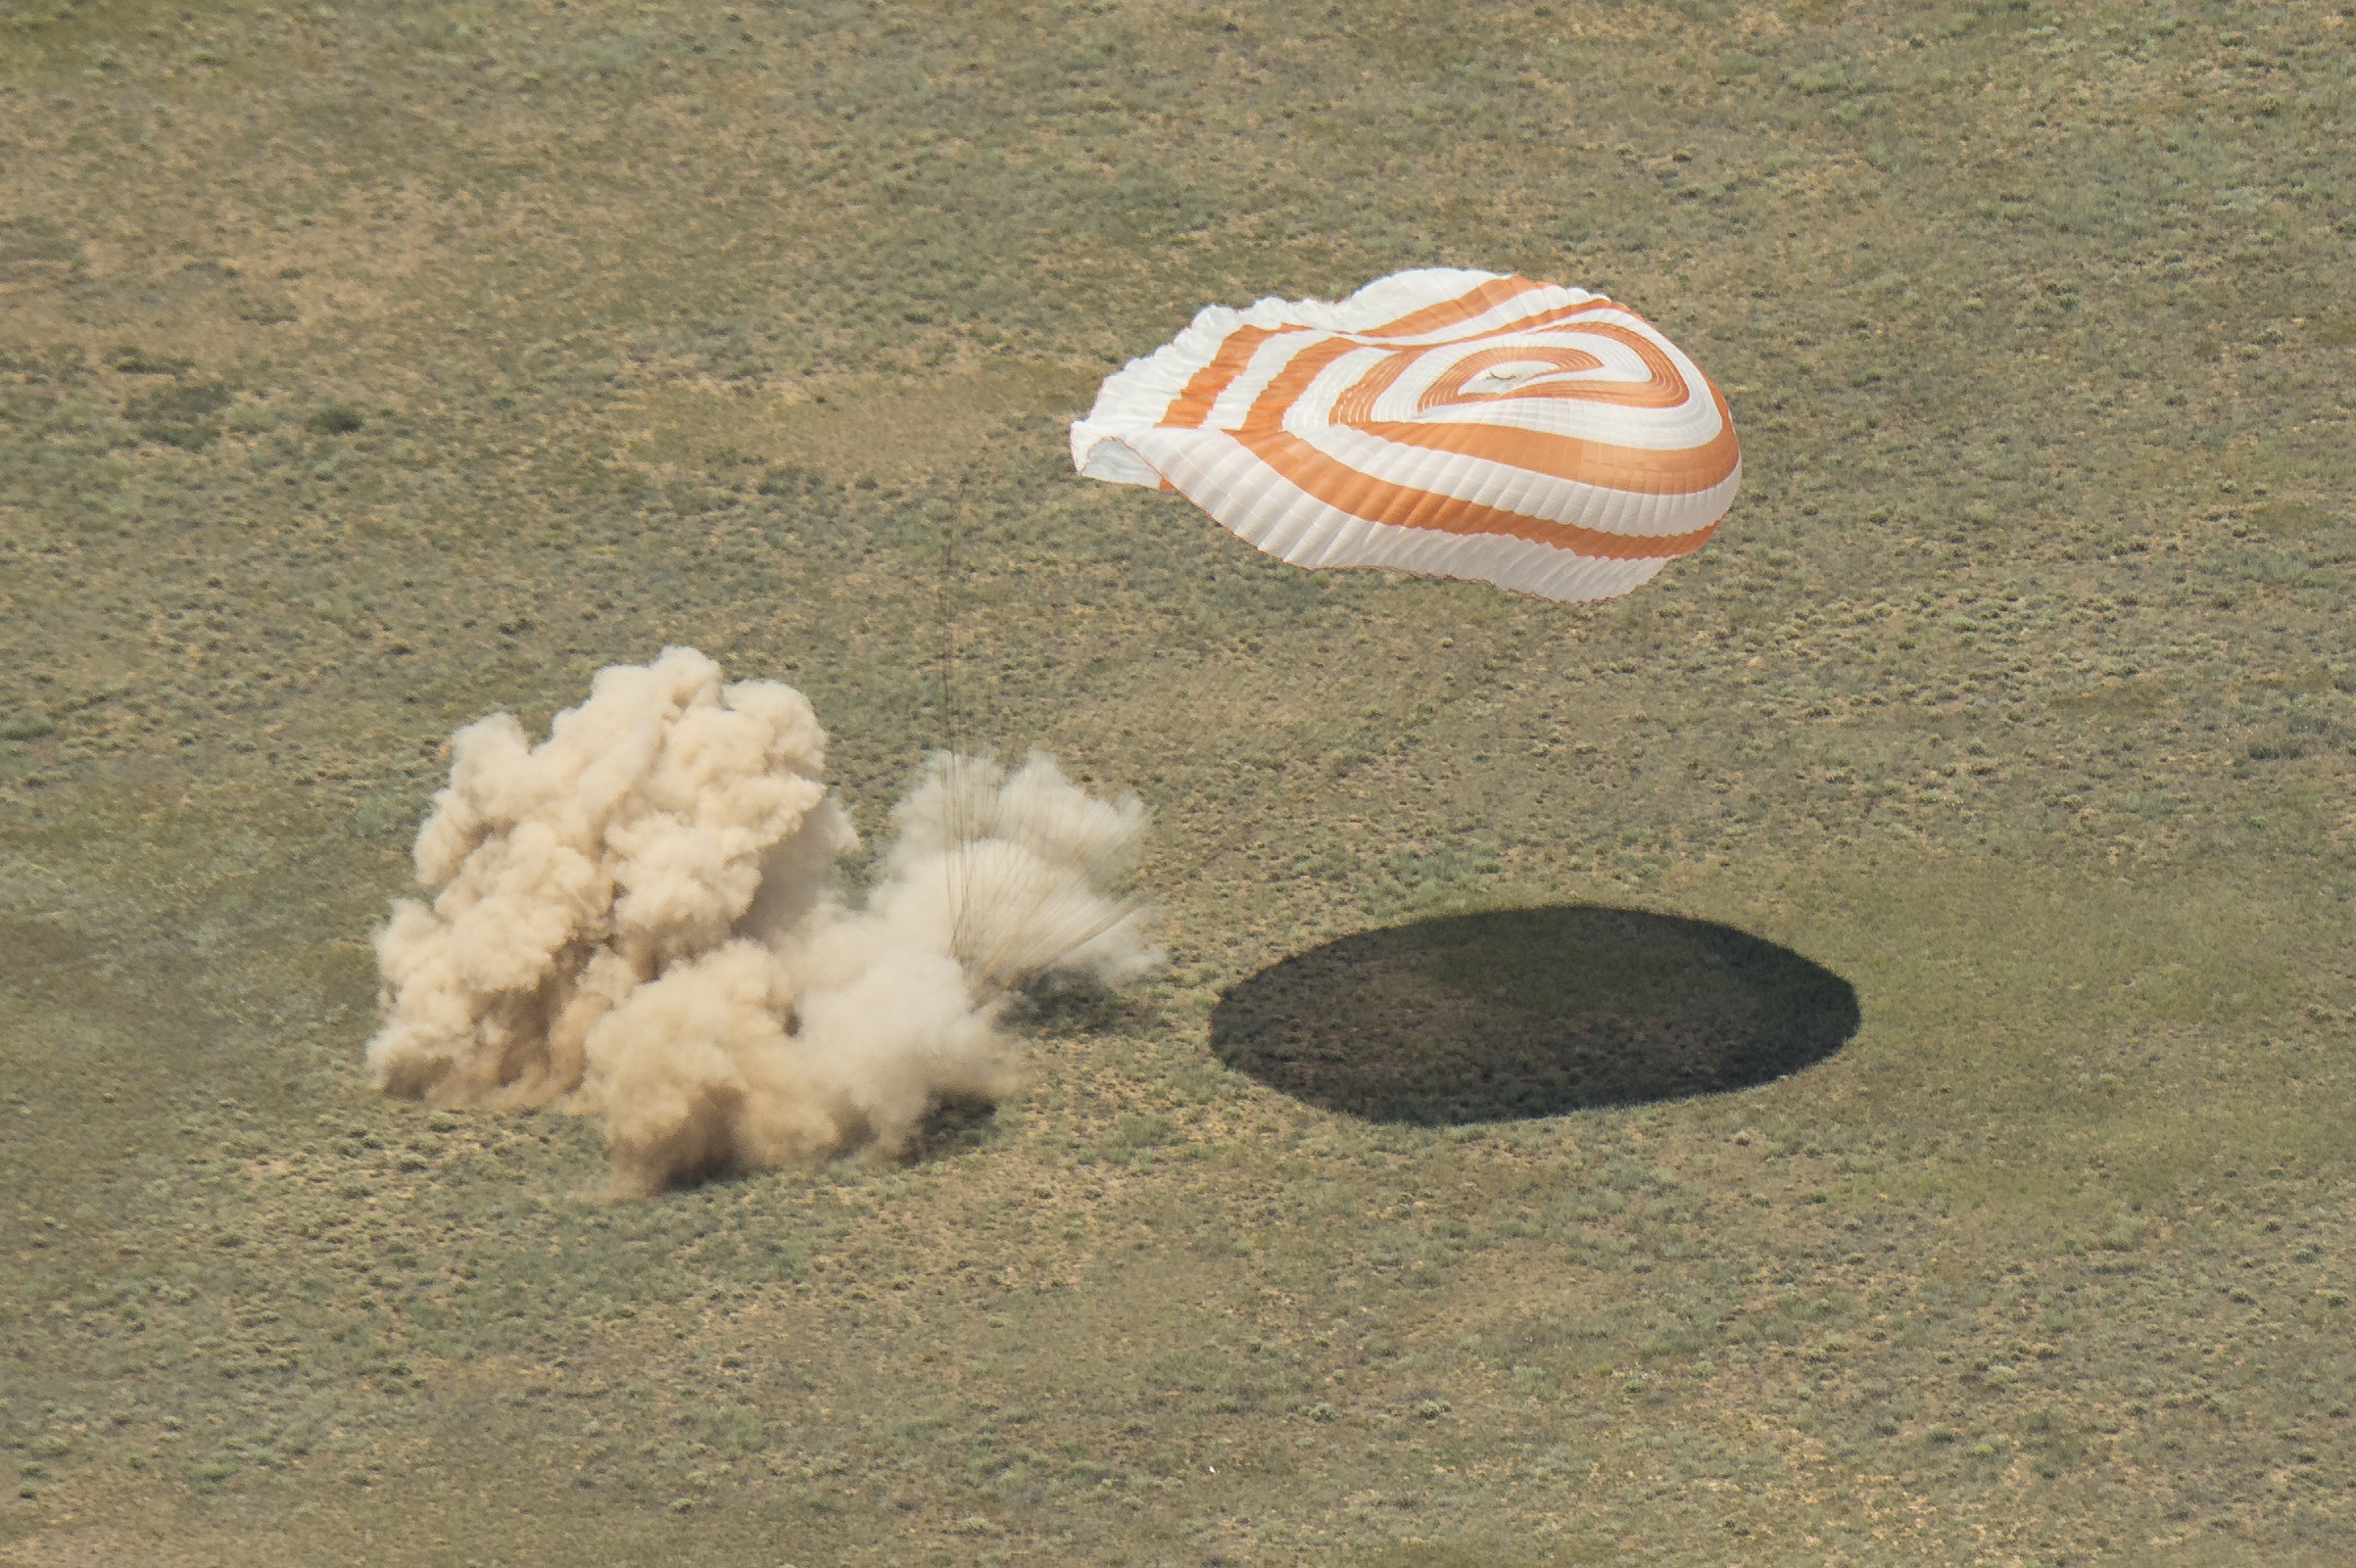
top-left (1163, 289), bottom-right (1640, 430)
top-left (1164, 326), bottom-right (1279, 430)
top-left (1356, 274), bottom-right (1555, 339)
top-left (1232, 333), bottom-right (1739, 500)
top-left (1217, 429), bottom-right (1724, 561)
top-left (1089, 272), bottom-right (1741, 588)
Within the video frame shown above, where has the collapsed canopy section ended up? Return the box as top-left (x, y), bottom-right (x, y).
top-left (1071, 268), bottom-right (1741, 604)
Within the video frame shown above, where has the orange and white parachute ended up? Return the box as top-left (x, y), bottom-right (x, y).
top-left (1071, 268), bottom-right (1739, 604)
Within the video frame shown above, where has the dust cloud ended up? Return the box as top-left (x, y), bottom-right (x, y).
top-left (365, 646), bottom-right (1158, 1197)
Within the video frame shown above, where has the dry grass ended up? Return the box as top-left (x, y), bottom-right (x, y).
top-left (3, 0), bottom-right (2353, 1562)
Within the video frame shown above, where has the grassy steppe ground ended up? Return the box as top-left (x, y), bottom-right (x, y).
top-left (3, 0), bottom-right (2352, 1563)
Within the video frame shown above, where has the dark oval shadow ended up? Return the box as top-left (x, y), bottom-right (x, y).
top-left (1211, 905), bottom-right (1859, 1125)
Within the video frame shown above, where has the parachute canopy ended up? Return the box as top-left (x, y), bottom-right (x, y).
top-left (1071, 268), bottom-right (1739, 604)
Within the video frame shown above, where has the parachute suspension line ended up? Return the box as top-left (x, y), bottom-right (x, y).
top-left (935, 535), bottom-right (955, 771)
top-left (924, 487), bottom-right (1151, 1000)
top-left (966, 887), bottom-right (1147, 996)
top-left (936, 527), bottom-right (976, 974)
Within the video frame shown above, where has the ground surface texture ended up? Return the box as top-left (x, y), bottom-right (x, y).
top-left (3, 1), bottom-right (2353, 1564)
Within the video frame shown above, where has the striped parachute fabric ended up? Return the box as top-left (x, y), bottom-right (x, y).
top-left (1070, 268), bottom-right (1740, 604)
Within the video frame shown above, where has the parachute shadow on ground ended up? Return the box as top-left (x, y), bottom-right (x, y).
top-left (1210, 905), bottom-right (1858, 1126)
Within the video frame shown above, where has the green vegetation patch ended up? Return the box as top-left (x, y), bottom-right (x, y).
top-left (1, 0), bottom-right (2351, 1562)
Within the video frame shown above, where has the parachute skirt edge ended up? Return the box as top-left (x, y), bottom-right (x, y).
top-left (1153, 427), bottom-right (1673, 604)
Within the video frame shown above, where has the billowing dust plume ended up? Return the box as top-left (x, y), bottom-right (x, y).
top-left (365, 646), bottom-right (1158, 1197)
